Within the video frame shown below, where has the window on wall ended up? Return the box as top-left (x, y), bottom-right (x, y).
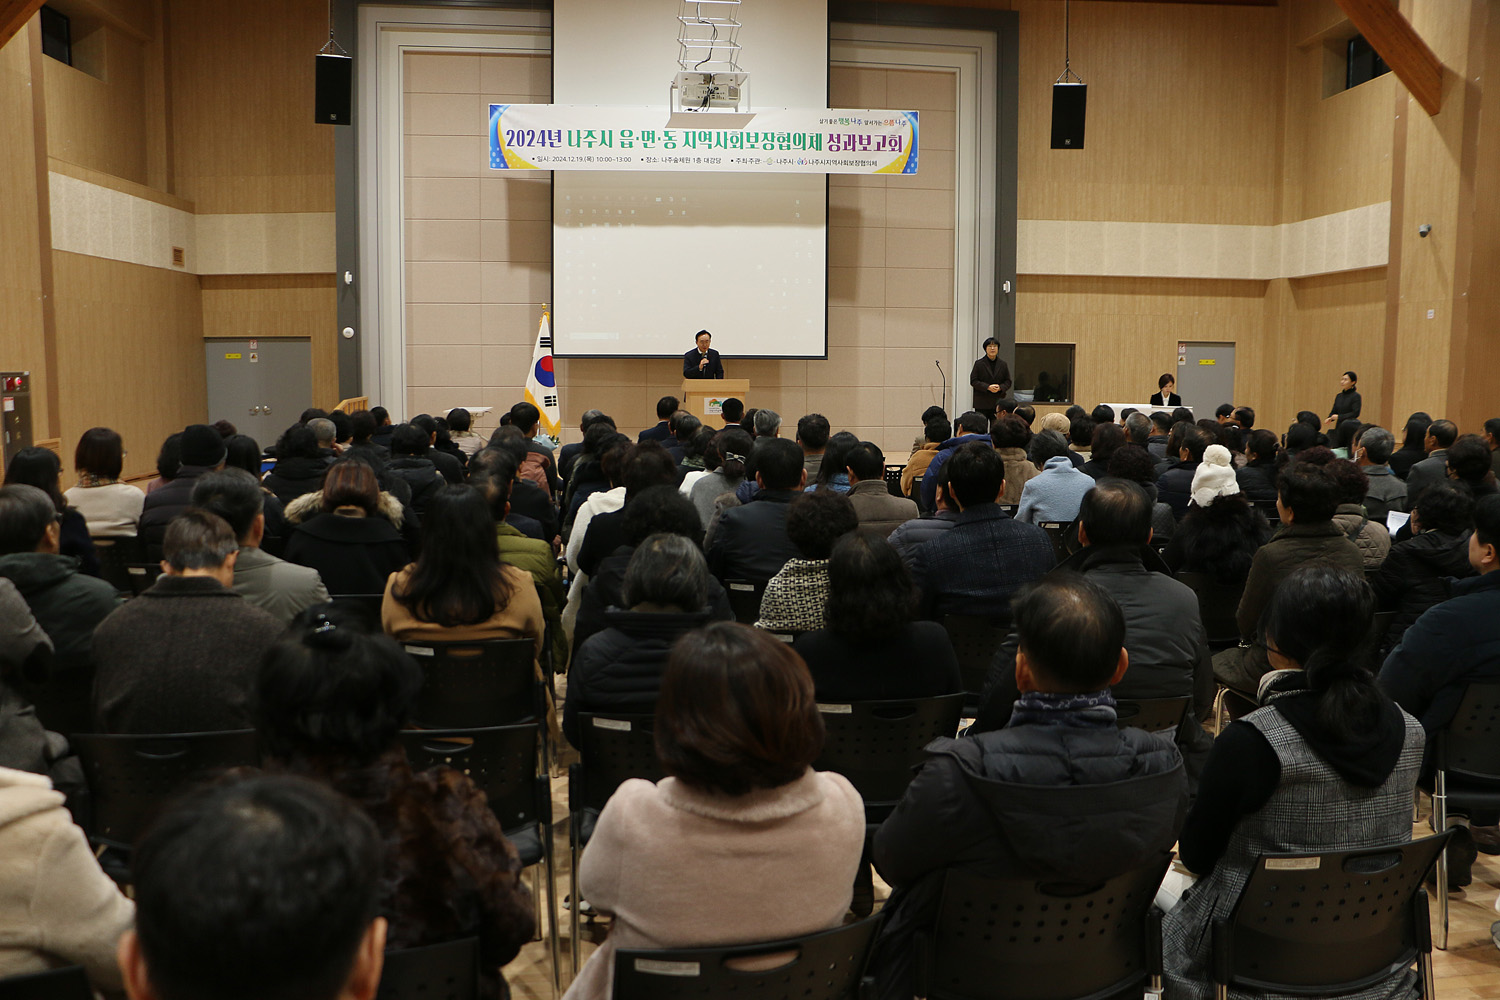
top-left (1013, 344), bottom-right (1075, 405)
top-left (40, 6), bottom-right (70, 65)
top-left (1345, 34), bottom-right (1390, 91)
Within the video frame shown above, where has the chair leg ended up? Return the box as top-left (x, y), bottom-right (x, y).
top-left (1419, 950), bottom-right (1435, 1000)
top-left (1211, 686), bottom-right (1227, 737)
top-left (530, 866), bottom-right (543, 941)
top-left (544, 822), bottom-right (562, 997)
top-left (1434, 770), bottom-right (1449, 951)
top-left (570, 816), bottom-right (582, 976)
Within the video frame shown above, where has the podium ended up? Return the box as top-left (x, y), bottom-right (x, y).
top-left (681, 379), bottom-right (749, 421)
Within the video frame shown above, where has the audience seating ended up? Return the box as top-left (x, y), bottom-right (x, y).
top-left (813, 695), bottom-right (965, 825)
top-left (568, 712), bottom-right (666, 973)
top-left (724, 579), bottom-right (767, 625)
top-left (883, 464), bottom-right (905, 497)
top-left (398, 724), bottom-right (562, 992)
top-left (916, 853), bottom-right (1173, 1000)
top-left (91, 535), bottom-right (142, 595)
top-left (125, 560), bottom-right (162, 596)
top-left (403, 639), bottom-right (543, 730)
top-left (611, 914), bottom-right (883, 1000)
top-left (375, 936), bottom-right (479, 1000)
top-left (1174, 572), bottom-right (1245, 651)
top-left (0, 965), bottom-right (93, 1000)
top-left (1430, 682), bottom-right (1500, 949)
top-left (1252, 500), bottom-right (1280, 525)
top-left (72, 729), bottom-right (259, 854)
top-left (1037, 521), bottom-right (1074, 561)
top-left (942, 614), bottom-right (1013, 714)
top-left (329, 593), bottom-right (385, 629)
top-left (1210, 835), bottom-right (1450, 998)
top-left (1366, 610), bottom-right (1397, 657)
top-left (1115, 696), bottom-right (1191, 735)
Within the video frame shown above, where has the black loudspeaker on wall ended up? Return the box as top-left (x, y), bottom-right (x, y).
top-left (316, 54), bottom-right (353, 126)
top-left (1051, 83), bottom-right (1086, 149)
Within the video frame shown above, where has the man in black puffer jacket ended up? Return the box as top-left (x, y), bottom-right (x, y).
top-left (1370, 480), bottom-right (1475, 656)
top-left (382, 424), bottom-right (446, 516)
top-left (868, 573), bottom-right (1187, 1000)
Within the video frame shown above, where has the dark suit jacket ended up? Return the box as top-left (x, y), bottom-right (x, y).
top-left (705, 489), bottom-right (800, 583)
top-left (909, 504), bottom-right (1055, 619)
top-left (638, 421), bottom-right (672, 444)
top-left (1149, 392), bottom-right (1183, 407)
top-left (683, 348), bottom-right (724, 379)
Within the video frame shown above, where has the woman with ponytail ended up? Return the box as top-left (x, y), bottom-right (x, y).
top-left (1163, 565), bottom-right (1425, 1000)
top-left (255, 606), bottom-right (536, 999)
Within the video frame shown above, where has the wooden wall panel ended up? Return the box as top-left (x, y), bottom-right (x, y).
top-left (42, 23), bottom-right (150, 182)
top-left (51, 250), bottom-right (204, 481)
top-left (1455, 4), bottom-right (1500, 434)
top-left (200, 274), bottom-right (339, 409)
top-left (166, 0), bottom-right (333, 214)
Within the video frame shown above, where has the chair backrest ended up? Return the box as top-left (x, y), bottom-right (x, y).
top-left (942, 614), bottom-right (1011, 696)
top-left (1114, 696), bottom-right (1190, 735)
top-left (813, 695), bottom-right (965, 813)
top-left (375, 936), bottom-right (479, 1000)
top-left (1438, 682), bottom-right (1500, 782)
top-left (72, 730), bottom-right (260, 850)
top-left (397, 723), bottom-right (544, 835)
top-left (1174, 571), bottom-right (1245, 646)
top-left (403, 639), bottom-right (538, 729)
top-left (92, 535), bottom-right (143, 594)
top-left (924, 854), bottom-right (1173, 1000)
top-left (1214, 834), bottom-right (1449, 994)
top-left (1252, 500), bottom-right (1280, 525)
top-left (1037, 521), bottom-right (1074, 560)
top-left (571, 713), bottom-right (665, 814)
top-left (884, 463), bottom-right (905, 497)
top-left (724, 579), bottom-right (766, 625)
top-left (125, 560), bottom-right (162, 596)
top-left (0, 965), bottom-right (93, 1000)
top-left (612, 915), bottom-right (882, 1000)
top-left (329, 593), bottom-right (385, 629)
top-left (1365, 611), bottom-right (1397, 658)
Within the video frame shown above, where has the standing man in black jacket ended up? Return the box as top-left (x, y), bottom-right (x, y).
top-left (682, 330), bottom-right (724, 379)
top-left (967, 337), bottom-right (1011, 419)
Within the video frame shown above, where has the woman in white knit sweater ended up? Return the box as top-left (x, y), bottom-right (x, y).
top-left (63, 427), bottom-right (144, 537)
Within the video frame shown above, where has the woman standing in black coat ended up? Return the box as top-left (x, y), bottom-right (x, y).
top-left (1326, 370), bottom-right (1363, 429)
top-left (968, 337), bottom-right (1011, 419)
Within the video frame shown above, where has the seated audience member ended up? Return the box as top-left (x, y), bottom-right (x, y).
top-left (1448, 433), bottom-right (1500, 498)
top-left (505, 402), bottom-right (559, 493)
top-left (1405, 418), bottom-right (1458, 505)
top-left (1079, 422), bottom-right (1126, 481)
top-left (677, 425), bottom-right (714, 486)
top-left (368, 405), bottom-right (395, 449)
top-left (576, 443), bottom-right (679, 577)
top-left (918, 411), bottom-right (991, 512)
top-left (1235, 428), bottom-right (1280, 502)
top-left (0, 577), bottom-right (53, 742)
top-left (845, 442), bottom-right (918, 539)
top-left (307, 417), bottom-right (340, 461)
top-left (706, 437), bottom-right (806, 584)
top-left (911, 443), bottom-right (1054, 618)
top-left (1156, 425), bottom-right (1212, 517)
top-left (1328, 417), bottom-right (1362, 459)
top-left (753, 407), bottom-right (783, 440)
top-left (119, 774), bottom-right (388, 1000)
top-left (719, 396), bottom-right (745, 429)
top-left (344, 411), bottom-right (390, 469)
top-left (139, 424), bottom-right (225, 556)
top-left (797, 413), bottom-right (831, 481)
top-left (564, 623), bottom-right (865, 1000)
top-left (974, 482), bottom-right (1215, 783)
top-left (191, 468), bottom-right (329, 623)
top-left (1355, 425), bottom-right (1407, 521)
top-left (283, 460), bottom-right (411, 596)
top-left (487, 429), bottom-right (560, 545)
top-left (1067, 416), bottom-right (1095, 462)
top-left (1166, 566), bottom-right (1423, 994)
top-left (330, 411), bottom-right (353, 450)
top-left (565, 431), bottom-right (629, 551)
top-left (0, 485), bottom-right (119, 737)
top-left (1370, 481), bottom-right (1475, 655)
top-left (689, 428), bottom-right (752, 531)
top-left (803, 430), bottom-right (857, 496)
top-left (447, 406), bottom-right (485, 457)
top-left (1212, 463), bottom-right (1363, 697)
top-left (92, 510), bottom-right (280, 733)
top-left (888, 459), bottom-right (961, 563)
top-left (1122, 411), bottom-right (1152, 449)
top-left (6, 447), bottom-right (100, 579)
top-left (1106, 444), bottom-right (1177, 543)
top-left (64, 427), bottom-right (144, 538)
top-left (1486, 417), bottom-right (1500, 477)
top-left (901, 416), bottom-right (950, 499)
top-left (408, 414), bottom-right (464, 484)
top-left (1161, 451), bottom-right (1270, 584)
top-left (255, 613), bottom-right (535, 996)
top-left (755, 490), bottom-right (858, 634)
top-left (565, 419), bottom-right (623, 513)
top-left (144, 432), bottom-right (182, 496)
top-left (1146, 411), bottom-right (1173, 460)
top-left (1016, 430), bottom-right (1094, 524)
top-left (565, 534), bottom-right (716, 746)
top-left (572, 487), bottom-right (732, 654)
top-left (382, 485), bottom-right (545, 666)
top-left (990, 414), bottom-right (1037, 504)
top-left (871, 574), bottom-right (1187, 1000)
top-left (794, 532), bottom-right (962, 701)
top-left (908, 405), bottom-right (948, 456)
top-left (559, 409), bottom-right (607, 484)
top-left (637, 395), bottom-right (678, 444)
top-left (262, 423), bottom-right (329, 505)
top-left (1327, 458), bottom-right (1391, 568)
top-left (0, 763), bottom-right (133, 988)
top-left (384, 423), bottom-right (447, 515)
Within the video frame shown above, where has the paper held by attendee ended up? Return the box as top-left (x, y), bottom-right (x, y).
top-left (1387, 510), bottom-right (1411, 535)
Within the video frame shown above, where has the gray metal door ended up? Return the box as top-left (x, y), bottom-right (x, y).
top-left (1177, 342), bottom-right (1235, 417)
top-left (205, 339), bottom-right (312, 447)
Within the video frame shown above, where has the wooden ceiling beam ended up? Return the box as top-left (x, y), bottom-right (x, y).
top-left (1334, 0), bottom-right (1443, 115)
top-left (0, 0), bottom-right (43, 50)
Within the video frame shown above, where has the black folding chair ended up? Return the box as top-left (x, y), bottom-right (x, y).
top-left (92, 535), bottom-right (142, 595)
top-left (71, 729), bottom-right (260, 852)
top-left (402, 639), bottom-right (542, 730)
top-left (398, 725), bottom-right (561, 992)
top-left (1211, 834), bottom-right (1450, 999)
top-left (1431, 681), bottom-right (1500, 949)
top-left (125, 561), bottom-right (162, 596)
top-left (724, 579), bottom-right (767, 625)
top-left (941, 614), bottom-right (1012, 714)
top-left (329, 593), bottom-right (385, 629)
top-left (0, 965), bottom-right (93, 1000)
top-left (612, 914), bottom-right (883, 1000)
top-left (1115, 696), bottom-right (1191, 735)
top-left (917, 853), bottom-right (1173, 1000)
top-left (567, 713), bottom-right (665, 973)
top-left (1037, 521), bottom-right (1076, 561)
top-left (375, 936), bottom-right (479, 1000)
top-left (813, 695), bottom-right (966, 824)
top-left (884, 463), bottom-right (906, 497)
top-left (1174, 572), bottom-right (1245, 651)
top-left (1366, 610), bottom-right (1398, 657)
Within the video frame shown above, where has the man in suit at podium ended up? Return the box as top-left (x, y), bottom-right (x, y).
top-left (683, 330), bottom-right (724, 379)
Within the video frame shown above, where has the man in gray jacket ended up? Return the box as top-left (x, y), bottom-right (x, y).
top-left (1404, 418), bottom-right (1457, 509)
top-left (191, 470), bottom-right (328, 624)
